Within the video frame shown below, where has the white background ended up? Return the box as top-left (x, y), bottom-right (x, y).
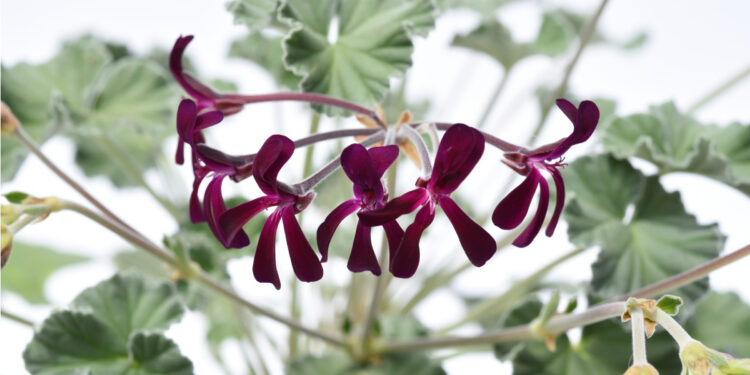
top-left (2, 0), bottom-right (750, 374)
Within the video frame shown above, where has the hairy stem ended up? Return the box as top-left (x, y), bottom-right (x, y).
top-left (630, 308), bottom-right (648, 366)
top-left (689, 62), bottom-right (750, 114)
top-left (526, 0), bottom-right (610, 146)
top-left (655, 309), bottom-right (693, 348)
top-left (398, 124), bottom-right (433, 177)
top-left (477, 67), bottom-right (513, 130)
top-left (1, 310), bottom-right (35, 327)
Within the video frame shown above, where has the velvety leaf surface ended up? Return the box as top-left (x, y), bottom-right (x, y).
top-left (603, 103), bottom-right (750, 196)
top-left (563, 155), bottom-right (724, 303)
top-left (1, 242), bottom-right (89, 304)
top-left (280, 0), bottom-right (435, 114)
top-left (686, 292), bottom-right (750, 357)
top-left (452, 19), bottom-right (533, 70)
top-left (226, 0), bottom-right (278, 31)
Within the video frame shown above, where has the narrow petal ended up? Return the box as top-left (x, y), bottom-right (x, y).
top-left (253, 210), bottom-right (282, 289)
top-left (169, 35), bottom-right (193, 87)
top-left (189, 172), bottom-right (206, 223)
top-left (195, 110), bottom-right (224, 132)
top-left (219, 196), bottom-right (277, 247)
top-left (175, 141), bottom-right (185, 165)
top-left (439, 197), bottom-right (496, 267)
top-left (358, 188), bottom-right (428, 227)
top-left (253, 135), bottom-right (295, 195)
top-left (169, 36), bottom-right (221, 106)
top-left (347, 222), bottom-right (380, 275)
top-left (546, 100), bottom-right (600, 159)
top-left (176, 99), bottom-right (198, 155)
top-left (492, 170), bottom-right (541, 230)
top-left (281, 207), bottom-right (323, 283)
top-left (316, 199), bottom-right (360, 262)
top-left (382, 220), bottom-right (405, 260)
top-left (367, 145), bottom-right (399, 177)
top-left (341, 144), bottom-right (382, 200)
top-left (429, 124), bottom-right (485, 194)
top-left (204, 176), bottom-right (250, 248)
top-left (555, 98), bottom-right (577, 124)
top-left (545, 168), bottom-right (565, 237)
top-left (390, 204), bottom-right (435, 278)
top-left (513, 176), bottom-right (550, 247)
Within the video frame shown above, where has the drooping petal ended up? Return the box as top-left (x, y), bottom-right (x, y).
top-left (253, 135), bottom-right (295, 195)
top-left (203, 175), bottom-right (250, 249)
top-left (390, 204), bottom-right (435, 278)
top-left (513, 174), bottom-right (550, 248)
top-left (316, 199), bottom-right (361, 262)
top-left (545, 167), bottom-right (565, 237)
top-left (281, 207), bottom-right (323, 283)
top-left (341, 144), bottom-right (382, 201)
top-left (189, 172), bottom-right (206, 223)
top-left (439, 197), bottom-right (496, 267)
top-left (429, 124), bottom-right (485, 194)
top-left (492, 170), bottom-right (541, 230)
top-left (367, 144), bottom-right (399, 177)
top-left (555, 98), bottom-right (578, 124)
top-left (219, 195), bottom-right (277, 246)
top-left (253, 209), bottom-right (282, 289)
top-left (175, 99), bottom-right (198, 164)
top-left (382, 220), bottom-right (405, 260)
top-left (195, 110), bottom-right (224, 132)
top-left (545, 100), bottom-right (600, 159)
top-left (347, 222), bottom-right (380, 275)
top-left (358, 188), bottom-right (428, 227)
top-left (170, 36), bottom-right (221, 107)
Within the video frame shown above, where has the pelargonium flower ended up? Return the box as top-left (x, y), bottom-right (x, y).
top-left (170, 35), bottom-right (244, 115)
top-left (359, 124), bottom-right (496, 278)
top-left (219, 135), bottom-right (322, 289)
top-left (316, 144), bottom-right (404, 276)
top-left (492, 99), bottom-right (599, 247)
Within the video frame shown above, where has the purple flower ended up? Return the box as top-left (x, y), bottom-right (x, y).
top-left (218, 135), bottom-right (322, 289)
top-left (316, 144), bottom-right (404, 276)
top-left (359, 124), bottom-right (496, 278)
top-left (492, 99), bottom-right (599, 247)
top-left (170, 36), bottom-right (244, 115)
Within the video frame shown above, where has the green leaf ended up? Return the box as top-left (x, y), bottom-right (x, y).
top-left (452, 19), bottom-right (533, 70)
top-left (534, 10), bottom-right (581, 56)
top-left (563, 155), bottom-right (724, 303)
top-left (70, 273), bottom-right (184, 343)
top-left (24, 311), bottom-right (193, 375)
top-left (1, 242), bottom-right (88, 304)
top-left (656, 295), bottom-right (683, 316)
top-left (436, 0), bottom-right (517, 14)
top-left (280, 0), bottom-right (436, 114)
top-left (227, 0), bottom-right (279, 31)
top-left (229, 32), bottom-right (301, 89)
top-left (287, 351), bottom-right (445, 375)
top-left (686, 292), bottom-right (750, 356)
top-left (4, 191), bottom-right (29, 203)
top-left (113, 250), bottom-right (170, 278)
top-left (602, 103), bottom-right (750, 196)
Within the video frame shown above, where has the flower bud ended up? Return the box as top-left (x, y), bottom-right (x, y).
top-left (1, 205), bottom-right (23, 225)
top-left (624, 364), bottom-right (659, 375)
top-left (715, 359), bottom-right (750, 375)
top-left (1, 224), bottom-right (12, 268)
top-left (680, 341), bottom-right (730, 375)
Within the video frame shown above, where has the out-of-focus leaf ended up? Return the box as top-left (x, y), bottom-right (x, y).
top-left (280, 0), bottom-right (435, 115)
top-left (452, 19), bottom-right (533, 70)
top-left (229, 32), bottom-right (301, 89)
top-left (287, 351), bottom-right (445, 375)
top-left (436, 0), bottom-right (518, 14)
top-left (534, 10), bottom-right (582, 56)
top-left (1, 242), bottom-right (88, 304)
top-left (620, 31), bottom-right (648, 50)
top-left (563, 155), bottom-right (724, 304)
top-left (113, 249), bottom-right (169, 278)
top-left (227, 0), bottom-right (279, 31)
top-left (686, 292), bottom-right (750, 356)
top-left (603, 103), bottom-right (750, 196)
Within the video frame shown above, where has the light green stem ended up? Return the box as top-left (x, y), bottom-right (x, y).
top-left (630, 308), bottom-right (648, 366)
top-left (689, 63), bottom-right (750, 114)
top-left (655, 309), bottom-right (693, 348)
top-left (1, 310), bottom-right (35, 327)
top-left (477, 66), bottom-right (513, 130)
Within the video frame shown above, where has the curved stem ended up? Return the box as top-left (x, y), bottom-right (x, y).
top-left (398, 125), bottom-right (432, 177)
top-left (654, 309), bottom-right (693, 348)
top-left (228, 92), bottom-right (386, 129)
top-left (689, 63), bottom-right (750, 114)
top-left (526, 0), bottom-right (610, 146)
top-left (430, 122), bottom-right (525, 153)
top-left (1, 310), bottom-right (35, 327)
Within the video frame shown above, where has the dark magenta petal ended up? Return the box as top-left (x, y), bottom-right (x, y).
top-left (253, 135), bottom-right (295, 195)
top-left (203, 175), bottom-right (250, 248)
top-left (358, 188), bottom-right (428, 227)
top-left (429, 124), bottom-right (485, 194)
top-left (281, 207), bottom-right (323, 283)
top-left (390, 204), bottom-right (435, 278)
top-left (545, 100), bottom-right (600, 160)
top-left (316, 199), bottom-right (360, 262)
top-left (382, 220), bottom-right (405, 260)
top-left (189, 172), bottom-right (206, 223)
top-left (439, 197), bottom-right (496, 267)
top-left (175, 99), bottom-right (198, 164)
top-left (219, 195), bottom-right (277, 247)
top-left (195, 110), bottom-right (224, 132)
top-left (513, 174), bottom-right (550, 248)
top-left (176, 141), bottom-right (185, 165)
top-left (341, 144), bottom-right (382, 201)
top-left (545, 167), bottom-right (565, 237)
top-left (253, 209), bottom-right (282, 289)
top-left (492, 170), bottom-right (541, 230)
top-left (170, 36), bottom-right (221, 107)
top-left (367, 145), bottom-right (399, 177)
top-left (347, 222), bottom-right (380, 276)
top-left (555, 98), bottom-right (577, 124)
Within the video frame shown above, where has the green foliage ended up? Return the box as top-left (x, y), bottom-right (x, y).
top-left (656, 295), bottom-right (684, 316)
top-left (1, 35), bottom-right (178, 186)
top-left (280, 0), bottom-right (436, 114)
top-left (1, 242), bottom-right (88, 304)
top-left (603, 103), bottom-right (750, 196)
top-left (230, 32), bottom-right (301, 89)
top-left (563, 155), bottom-right (724, 303)
top-left (287, 351), bottom-right (446, 375)
top-left (4, 191), bottom-right (29, 204)
top-left (534, 10), bottom-right (585, 56)
top-left (686, 292), bottom-right (750, 356)
top-left (452, 19), bottom-right (532, 70)
top-left (23, 273), bottom-right (191, 375)
top-left (226, 0), bottom-right (279, 31)
top-left (436, 0), bottom-right (518, 14)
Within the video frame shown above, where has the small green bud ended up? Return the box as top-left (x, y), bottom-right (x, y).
top-left (1, 205), bottom-right (23, 225)
top-left (680, 341), bottom-right (730, 375)
top-left (624, 364), bottom-right (659, 375)
top-left (1, 224), bottom-right (12, 268)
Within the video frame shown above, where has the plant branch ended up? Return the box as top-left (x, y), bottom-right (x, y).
top-left (477, 67), bottom-right (513, 130)
top-left (1, 310), bottom-right (35, 327)
top-left (689, 62), bottom-right (750, 114)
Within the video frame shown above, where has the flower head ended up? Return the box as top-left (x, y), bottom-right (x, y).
top-left (170, 36), bottom-right (244, 115)
top-left (359, 124), bottom-right (496, 278)
top-left (316, 144), bottom-right (403, 275)
top-left (492, 99), bottom-right (599, 247)
top-left (679, 341), bottom-right (731, 375)
top-left (219, 135), bottom-right (322, 289)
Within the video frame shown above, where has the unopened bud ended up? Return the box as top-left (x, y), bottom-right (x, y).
top-left (680, 341), bottom-right (730, 375)
top-left (1, 102), bottom-right (20, 137)
top-left (715, 359), bottom-right (750, 375)
top-left (1, 225), bottom-right (12, 268)
top-left (1, 205), bottom-right (23, 225)
top-left (624, 364), bottom-right (659, 375)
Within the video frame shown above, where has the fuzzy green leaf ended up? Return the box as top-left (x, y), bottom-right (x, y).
top-left (1, 242), bottom-right (88, 304)
top-left (656, 295), bottom-right (683, 316)
top-left (226, 0), bottom-right (278, 31)
top-left (563, 155), bottom-right (724, 303)
top-left (452, 19), bottom-right (532, 70)
top-left (280, 0), bottom-right (435, 114)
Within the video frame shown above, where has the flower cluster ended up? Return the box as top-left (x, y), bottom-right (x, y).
top-left (171, 36), bottom-right (599, 288)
